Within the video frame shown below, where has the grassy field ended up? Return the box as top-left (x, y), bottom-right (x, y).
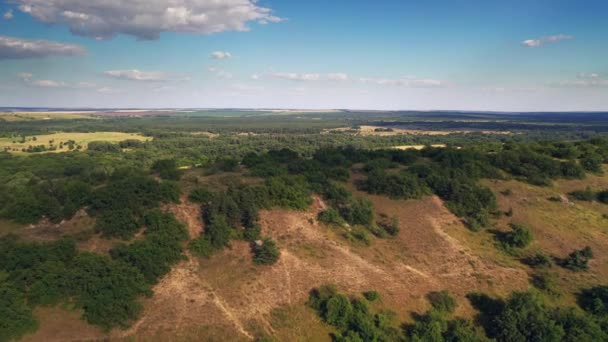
top-left (0, 112), bottom-right (95, 122)
top-left (0, 132), bottom-right (150, 154)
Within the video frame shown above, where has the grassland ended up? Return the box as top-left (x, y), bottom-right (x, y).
top-left (0, 111), bottom-right (95, 122)
top-left (0, 132), bottom-right (149, 154)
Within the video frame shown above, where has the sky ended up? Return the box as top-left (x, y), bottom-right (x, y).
top-left (0, 0), bottom-right (607, 111)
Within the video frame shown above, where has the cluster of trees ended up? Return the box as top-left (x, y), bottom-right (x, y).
top-left (188, 176), bottom-right (311, 264)
top-left (309, 285), bottom-right (608, 342)
top-left (0, 209), bottom-right (188, 339)
top-left (308, 285), bottom-right (403, 341)
top-left (89, 174), bottom-right (180, 239)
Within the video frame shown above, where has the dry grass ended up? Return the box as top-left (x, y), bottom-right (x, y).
top-left (0, 112), bottom-right (95, 122)
top-left (0, 132), bottom-right (149, 154)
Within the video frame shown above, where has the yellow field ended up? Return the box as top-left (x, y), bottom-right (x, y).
top-left (0, 132), bottom-right (150, 154)
top-left (0, 111), bottom-right (95, 122)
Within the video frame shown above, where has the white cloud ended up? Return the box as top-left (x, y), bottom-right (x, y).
top-left (327, 73), bottom-right (349, 81)
top-left (210, 51), bottom-right (232, 59)
top-left (359, 77), bottom-right (445, 87)
top-left (18, 73), bottom-right (66, 88)
top-left (269, 72), bottom-right (322, 81)
top-left (15, 0), bottom-right (284, 40)
top-left (104, 69), bottom-right (171, 82)
top-left (0, 35), bottom-right (86, 59)
top-left (521, 34), bottom-right (574, 48)
top-left (554, 73), bottom-right (607, 87)
top-left (3, 9), bottom-right (13, 20)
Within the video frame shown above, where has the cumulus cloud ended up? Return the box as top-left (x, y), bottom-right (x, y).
top-left (0, 35), bottom-right (86, 59)
top-left (104, 69), bottom-right (171, 82)
top-left (3, 9), bottom-right (13, 20)
top-left (210, 51), bottom-right (232, 59)
top-left (14, 0), bottom-right (284, 40)
top-left (521, 34), bottom-right (574, 48)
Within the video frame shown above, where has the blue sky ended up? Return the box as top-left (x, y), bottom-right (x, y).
top-left (0, 0), bottom-right (606, 110)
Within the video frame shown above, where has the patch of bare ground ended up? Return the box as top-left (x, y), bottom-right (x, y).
top-left (29, 188), bottom-right (530, 340)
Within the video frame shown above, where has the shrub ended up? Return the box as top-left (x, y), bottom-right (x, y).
top-left (94, 208), bottom-right (140, 239)
top-left (253, 238), bottom-right (280, 265)
top-left (188, 188), bottom-right (214, 203)
top-left (522, 252), bottom-right (553, 268)
top-left (597, 190), bottom-right (608, 204)
top-left (189, 237), bottom-right (215, 258)
top-left (0, 284), bottom-right (38, 342)
top-left (363, 291), bottom-right (380, 302)
top-left (569, 187), bottom-right (596, 202)
top-left (578, 286), bottom-right (608, 317)
top-left (151, 159), bottom-right (181, 180)
top-left (427, 291), bottom-right (456, 314)
top-left (531, 272), bottom-right (559, 294)
top-left (318, 208), bottom-right (345, 226)
top-left (559, 246), bottom-right (594, 272)
top-left (496, 223), bottom-right (533, 253)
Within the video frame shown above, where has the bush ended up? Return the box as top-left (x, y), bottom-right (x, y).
top-left (497, 223), bottom-right (533, 252)
top-left (188, 188), bottom-right (214, 203)
top-left (0, 284), bottom-right (38, 342)
top-left (189, 237), bottom-right (214, 258)
top-left (578, 286), bottom-right (608, 317)
top-left (376, 215), bottom-right (400, 237)
top-left (559, 246), bottom-right (594, 272)
top-left (569, 187), bottom-right (596, 202)
top-left (151, 159), bottom-right (181, 180)
top-left (522, 252), bottom-right (553, 268)
top-left (363, 291), bottom-right (380, 302)
top-left (94, 208), bottom-right (140, 239)
top-left (253, 238), bottom-right (280, 265)
top-left (427, 291), bottom-right (456, 314)
top-left (531, 272), bottom-right (559, 294)
top-left (318, 208), bottom-right (345, 226)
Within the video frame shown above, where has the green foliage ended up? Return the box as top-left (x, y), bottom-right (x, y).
top-left (87, 141), bottom-right (121, 153)
top-left (531, 272), bottom-right (559, 294)
top-left (253, 238), bottom-right (280, 265)
top-left (318, 207), bottom-right (346, 226)
top-left (110, 210), bottom-right (187, 284)
top-left (559, 246), bottom-right (594, 272)
top-left (578, 286), bottom-right (608, 317)
top-left (376, 215), bottom-right (400, 237)
top-left (580, 153), bottom-right (604, 173)
top-left (497, 223), bottom-right (533, 252)
top-left (189, 237), bottom-right (214, 258)
top-left (151, 159), bottom-right (181, 180)
top-left (69, 252), bottom-right (150, 329)
top-left (95, 208), bottom-right (140, 239)
top-left (0, 284), bottom-right (38, 342)
top-left (569, 187), bottom-right (597, 201)
top-left (428, 291), bottom-right (457, 314)
top-left (492, 292), bottom-right (565, 341)
top-left (308, 286), bottom-right (401, 341)
top-left (358, 170), bottom-right (426, 200)
top-left (188, 187), bottom-right (214, 203)
top-left (522, 252), bottom-right (553, 269)
top-left (362, 291), bottom-right (380, 302)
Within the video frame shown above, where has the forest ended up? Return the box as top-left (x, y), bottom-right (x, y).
top-left (1, 111), bottom-right (608, 341)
